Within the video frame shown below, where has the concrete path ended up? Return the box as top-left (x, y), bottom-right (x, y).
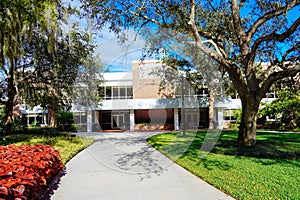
top-left (49, 132), bottom-right (234, 200)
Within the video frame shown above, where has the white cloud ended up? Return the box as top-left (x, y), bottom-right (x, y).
top-left (96, 29), bottom-right (146, 72)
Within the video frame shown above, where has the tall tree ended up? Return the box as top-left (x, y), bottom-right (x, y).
top-left (81, 0), bottom-right (300, 146)
top-left (0, 0), bottom-right (101, 134)
top-left (19, 24), bottom-right (100, 126)
top-left (0, 0), bottom-right (61, 134)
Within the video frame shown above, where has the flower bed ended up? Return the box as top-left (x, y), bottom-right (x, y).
top-left (0, 144), bottom-right (63, 199)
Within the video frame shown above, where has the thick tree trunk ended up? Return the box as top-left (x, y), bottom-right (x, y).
top-left (3, 72), bottom-right (16, 135)
top-left (3, 94), bottom-right (16, 135)
top-left (3, 104), bottom-right (14, 135)
top-left (47, 106), bottom-right (58, 127)
top-left (238, 99), bottom-right (260, 146)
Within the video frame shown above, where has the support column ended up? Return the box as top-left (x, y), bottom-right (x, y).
top-left (174, 108), bottom-right (179, 131)
top-left (217, 108), bottom-right (224, 129)
top-left (87, 110), bottom-right (92, 132)
top-left (130, 109), bottom-right (135, 131)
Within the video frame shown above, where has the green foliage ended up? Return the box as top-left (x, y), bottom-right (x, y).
top-left (148, 131), bottom-right (300, 200)
top-left (0, 105), bottom-right (5, 129)
top-left (233, 108), bottom-right (242, 124)
top-left (12, 118), bottom-right (27, 132)
top-left (260, 89), bottom-right (300, 129)
top-left (55, 111), bottom-right (76, 132)
top-left (0, 0), bottom-right (104, 134)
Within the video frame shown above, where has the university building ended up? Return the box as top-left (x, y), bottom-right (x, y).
top-left (70, 60), bottom-right (230, 132)
top-left (20, 60), bottom-right (278, 132)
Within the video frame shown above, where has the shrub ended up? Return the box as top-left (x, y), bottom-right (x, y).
top-left (55, 111), bottom-right (77, 132)
top-left (0, 144), bottom-right (63, 199)
top-left (262, 121), bottom-right (282, 130)
top-left (12, 118), bottom-right (27, 132)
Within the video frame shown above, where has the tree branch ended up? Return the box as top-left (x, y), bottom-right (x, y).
top-left (249, 17), bottom-right (300, 65)
top-left (202, 39), bottom-right (228, 58)
top-left (246, 0), bottom-right (300, 43)
top-left (119, 1), bottom-right (162, 26)
top-left (231, 0), bottom-right (248, 56)
top-left (188, 0), bottom-right (248, 101)
top-left (188, 0), bottom-right (229, 68)
top-left (282, 42), bottom-right (300, 61)
top-left (259, 64), bottom-right (300, 99)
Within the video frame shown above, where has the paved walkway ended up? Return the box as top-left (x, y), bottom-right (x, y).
top-left (49, 132), bottom-right (234, 200)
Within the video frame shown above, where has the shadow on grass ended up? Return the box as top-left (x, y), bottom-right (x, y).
top-left (212, 140), bottom-right (300, 160)
top-left (149, 131), bottom-right (300, 169)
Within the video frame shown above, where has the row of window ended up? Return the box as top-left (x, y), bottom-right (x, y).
top-left (98, 84), bottom-right (277, 100)
top-left (99, 86), bottom-right (133, 99)
top-left (98, 85), bottom-right (210, 100)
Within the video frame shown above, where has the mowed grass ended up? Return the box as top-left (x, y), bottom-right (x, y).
top-left (1, 134), bottom-right (94, 164)
top-left (147, 131), bottom-right (300, 200)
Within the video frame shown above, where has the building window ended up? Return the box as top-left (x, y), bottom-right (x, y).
top-left (99, 86), bottom-right (133, 99)
top-left (223, 109), bottom-right (237, 121)
top-left (106, 86), bottom-right (112, 99)
top-left (73, 111), bottom-right (87, 131)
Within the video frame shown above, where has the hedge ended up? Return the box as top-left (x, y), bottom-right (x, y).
top-left (0, 144), bottom-right (63, 199)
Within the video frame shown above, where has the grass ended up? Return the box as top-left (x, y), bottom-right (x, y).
top-left (147, 130), bottom-right (300, 200)
top-left (1, 134), bottom-right (94, 164)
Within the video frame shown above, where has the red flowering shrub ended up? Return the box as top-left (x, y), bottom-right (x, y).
top-left (0, 144), bottom-right (63, 200)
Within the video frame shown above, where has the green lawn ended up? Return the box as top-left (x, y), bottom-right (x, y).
top-left (147, 131), bottom-right (300, 200)
top-left (1, 134), bottom-right (94, 164)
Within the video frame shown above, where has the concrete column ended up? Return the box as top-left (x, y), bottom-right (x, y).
top-left (217, 108), bottom-right (224, 129)
top-left (87, 110), bottom-right (93, 132)
top-left (174, 108), bottom-right (179, 131)
top-left (130, 109), bottom-right (135, 131)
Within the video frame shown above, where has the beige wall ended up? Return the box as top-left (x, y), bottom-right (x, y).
top-left (132, 61), bottom-right (165, 99)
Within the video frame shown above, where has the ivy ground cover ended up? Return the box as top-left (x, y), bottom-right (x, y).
top-left (147, 131), bottom-right (300, 200)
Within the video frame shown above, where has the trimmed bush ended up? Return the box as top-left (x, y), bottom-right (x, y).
top-left (0, 144), bottom-right (63, 199)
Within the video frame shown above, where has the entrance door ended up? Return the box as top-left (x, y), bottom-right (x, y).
top-left (186, 112), bottom-right (199, 128)
top-left (111, 114), bottom-right (125, 129)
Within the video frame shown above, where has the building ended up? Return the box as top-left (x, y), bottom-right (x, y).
top-left (20, 60), bottom-right (279, 132)
top-left (70, 60), bottom-right (227, 132)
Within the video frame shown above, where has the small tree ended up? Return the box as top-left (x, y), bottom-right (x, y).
top-left (260, 88), bottom-right (300, 129)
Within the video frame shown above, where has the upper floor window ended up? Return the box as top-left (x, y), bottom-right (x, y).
top-left (99, 86), bottom-right (133, 99)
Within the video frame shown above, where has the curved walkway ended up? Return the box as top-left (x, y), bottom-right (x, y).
top-left (50, 132), bottom-right (234, 200)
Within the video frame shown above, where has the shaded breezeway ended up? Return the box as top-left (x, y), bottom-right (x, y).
top-left (49, 132), bottom-right (234, 200)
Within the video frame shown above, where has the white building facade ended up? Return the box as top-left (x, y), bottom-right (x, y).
top-left (20, 60), bottom-right (278, 132)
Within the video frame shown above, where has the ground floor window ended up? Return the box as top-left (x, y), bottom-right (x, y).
top-left (223, 109), bottom-right (237, 121)
top-left (22, 113), bottom-right (47, 126)
top-left (73, 111), bottom-right (87, 131)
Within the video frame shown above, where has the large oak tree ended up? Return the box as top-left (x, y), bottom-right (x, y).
top-left (82, 0), bottom-right (300, 146)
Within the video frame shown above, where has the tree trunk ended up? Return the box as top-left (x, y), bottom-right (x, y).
top-left (238, 99), bottom-right (260, 146)
top-left (3, 74), bottom-right (16, 135)
top-left (208, 92), bottom-right (214, 129)
top-left (47, 106), bottom-right (58, 127)
top-left (3, 102), bottom-right (14, 135)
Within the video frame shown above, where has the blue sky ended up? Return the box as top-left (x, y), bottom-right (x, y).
top-left (67, 0), bottom-right (299, 71)
top-left (67, 0), bottom-right (147, 72)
